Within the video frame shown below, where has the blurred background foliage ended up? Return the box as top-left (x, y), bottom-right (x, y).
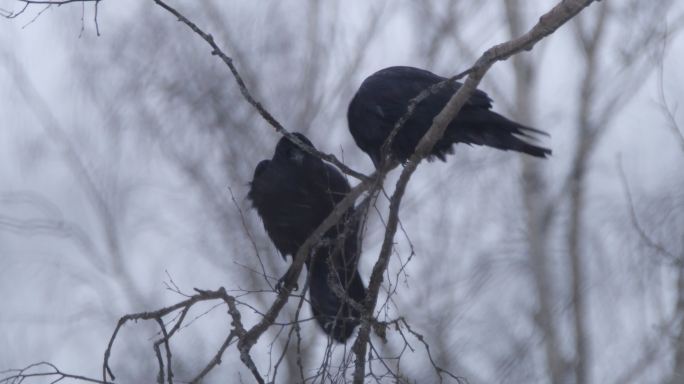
top-left (1, 0), bottom-right (683, 382)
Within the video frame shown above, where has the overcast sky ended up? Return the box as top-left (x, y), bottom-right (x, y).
top-left (1, 1), bottom-right (683, 383)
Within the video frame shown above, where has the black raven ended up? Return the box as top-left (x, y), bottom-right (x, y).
top-left (348, 66), bottom-right (551, 166)
top-left (248, 133), bottom-right (367, 342)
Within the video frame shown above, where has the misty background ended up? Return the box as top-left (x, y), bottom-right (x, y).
top-left (1, 0), bottom-right (683, 383)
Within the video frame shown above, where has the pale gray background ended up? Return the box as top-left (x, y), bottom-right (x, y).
top-left (1, 1), bottom-right (683, 383)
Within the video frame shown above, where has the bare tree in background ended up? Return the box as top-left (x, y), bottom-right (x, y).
top-left (405, 1), bottom-right (683, 383)
top-left (621, 34), bottom-right (684, 383)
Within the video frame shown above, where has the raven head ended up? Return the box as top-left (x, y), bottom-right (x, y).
top-left (274, 132), bottom-right (315, 165)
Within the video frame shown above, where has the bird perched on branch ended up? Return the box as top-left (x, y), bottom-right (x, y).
top-left (348, 66), bottom-right (551, 167)
top-left (248, 133), bottom-right (367, 342)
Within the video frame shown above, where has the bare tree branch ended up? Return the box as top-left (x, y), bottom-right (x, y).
top-left (1, 1), bottom-right (616, 383)
top-left (1, 362), bottom-right (107, 384)
top-left (656, 32), bottom-right (684, 152)
top-left (503, 2), bottom-right (565, 380)
top-left (151, 0), bottom-right (368, 182)
top-left (566, 3), bottom-right (609, 382)
top-left (617, 159), bottom-right (681, 264)
top-left (102, 287), bottom-right (250, 383)
top-left (351, 2), bottom-right (602, 382)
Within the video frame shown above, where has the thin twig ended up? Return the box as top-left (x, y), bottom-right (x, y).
top-left (228, 186), bottom-right (272, 289)
top-left (102, 287), bottom-right (244, 383)
top-left (617, 157), bottom-right (681, 264)
top-left (189, 331), bottom-right (237, 384)
top-left (152, 0), bottom-right (368, 182)
top-left (1, 362), bottom-right (107, 384)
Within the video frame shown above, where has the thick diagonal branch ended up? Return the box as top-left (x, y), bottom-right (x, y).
top-left (351, 1), bottom-right (600, 382)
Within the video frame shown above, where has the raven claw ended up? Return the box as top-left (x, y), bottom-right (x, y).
top-left (275, 276), bottom-right (298, 293)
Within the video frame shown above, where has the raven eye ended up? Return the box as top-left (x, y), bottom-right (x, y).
top-left (290, 149), bottom-right (304, 164)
